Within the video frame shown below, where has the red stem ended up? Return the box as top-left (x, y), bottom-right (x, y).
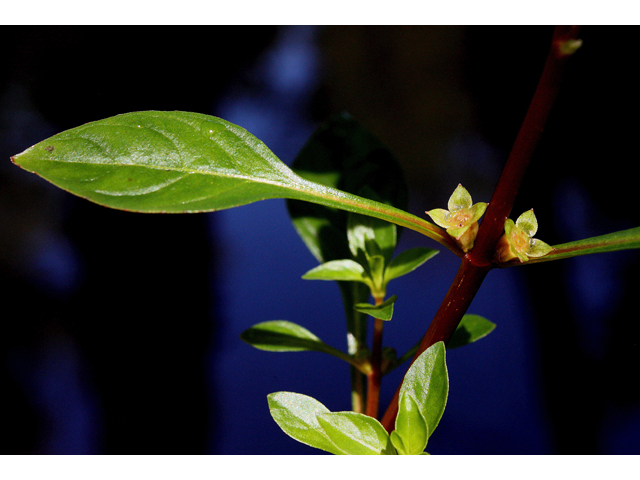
top-left (366, 317), bottom-right (385, 418)
top-left (469, 25), bottom-right (581, 268)
top-left (380, 26), bottom-right (581, 432)
top-left (381, 258), bottom-right (489, 429)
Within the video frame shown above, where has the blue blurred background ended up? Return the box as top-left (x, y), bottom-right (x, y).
top-left (1, 26), bottom-right (639, 454)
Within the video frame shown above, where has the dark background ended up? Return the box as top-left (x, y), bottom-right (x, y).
top-left (1, 26), bottom-right (639, 454)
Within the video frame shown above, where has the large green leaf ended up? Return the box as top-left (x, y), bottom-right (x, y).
top-left (12, 111), bottom-right (453, 249)
top-left (398, 341), bottom-right (448, 437)
top-left (267, 392), bottom-right (343, 455)
top-left (286, 113), bottom-right (410, 264)
top-left (316, 411), bottom-right (395, 455)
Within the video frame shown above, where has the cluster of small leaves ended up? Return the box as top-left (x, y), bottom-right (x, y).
top-left (241, 116), bottom-right (442, 376)
top-left (302, 208), bottom-right (438, 308)
top-left (267, 342), bottom-right (447, 455)
top-left (236, 119), bottom-right (498, 455)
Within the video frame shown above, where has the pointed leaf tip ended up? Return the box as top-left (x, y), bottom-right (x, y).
top-left (393, 393), bottom-right (429, 454)
top-left (448, 184), bottom-right (473, 211)
top-left (240, 320), bottom-right (323, 352)
top-left (448, 314), bottom-right (496, 349)
top-left (385, 247), bottom-right (439, 282)
top-left (302, 259), bottom-right (367, 282)
top-left (317, 411), bottom-right (393, 455)
top-left (399, 341), bottom-right (448, 437)
top-left (516, 209), bottom-right (538, 237)
top-left (354, 295), bottom-right (397, 321)
top-left (267, 392), bottom-right (343, 455)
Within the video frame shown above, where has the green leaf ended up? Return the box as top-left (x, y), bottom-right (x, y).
top-left (399, 341), bottom-right (448, 437)
top-left (448, 184), bottom-right (473, 211)
top-left (316, 411), bottom-right (394, 455)
top-left (302, 259), bottom-right (368, 283)
top-left (515, 226), bottom-right (640, 265)
top-left (469, 202), bottom-right (489, 223)
top-left (346, 189), bottom-right (397, 266)
top-left (11, 111), bottom-right (454, 250)
top-left (368, 254), bottom-right (386, 296)
top-left (241, 321), bottom-right (358, 368)
top-left (353, 295), bottom-right (397, 321)
top-left (347, 211), bottom-right (396, 265)
top-left (267, 392), bottom-right (343, 455)
top-left (287, 113), bottom-right (409, 264)
top-left (389, 431), bottom-right (406, 455)
top-left (385, 247), bottom-right (439, 282)
top-left (425, 208), bottom-right (450, 229)
top-left (527, 238), bottom-right (554, 258)
top-left (240, 320), bottom-right (323, 352)
top-left (283, 114), bottom-right (412, 413)
top-left (515, 209), bottom-right (538, 237)
top-left (447, 314), bottom-right (497, 349)
top-left (392, 393), bottom-right (429, 455)
top-left (504, 218), bottom-right (516, 236)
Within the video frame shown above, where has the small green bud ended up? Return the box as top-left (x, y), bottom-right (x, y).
top-left (425, 184), bottom-right (487, 252)
top-left (557, 38), bottom-right (583, 56)
top-left (495, 209), bottom-right (554, 263)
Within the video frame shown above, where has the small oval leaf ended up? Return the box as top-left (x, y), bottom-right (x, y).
top-left (302, 259), bottom-right (368, 282)
top-left (240, 320), bottom-right (323, 352)
top-left (267, 392), bottom-right (342, 455)
top-left (385, 247), bottom-right (439, 282)
top-left (241, 321), bottom-right (356, 367)
top-left (447, 314), bottom-right (496, 349)
top-left (353, 295), bottom-right (398, 321)
top-left (399, 341), bottom-right (448, 437)
top-left (393, 393), bottom-right (429, 455)
top-left (317, 411), bottom-right (393, 455)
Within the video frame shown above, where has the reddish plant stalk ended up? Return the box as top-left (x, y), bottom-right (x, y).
top-left (380, 259), bottom-right (489, 429)
top-left (380, 26), bottom-right (581, 432)
top-left (469, 25), bottom-right (581, 267)
top-left (366, 317), bottom-right (385, 418)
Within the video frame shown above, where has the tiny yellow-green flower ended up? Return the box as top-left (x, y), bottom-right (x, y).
top-left (495, 209), bottom-right (554, 263)
top-left (426, 184), bottom-right (488, 252)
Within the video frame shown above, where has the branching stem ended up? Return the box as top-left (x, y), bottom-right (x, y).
top-left (380, 25), bottom-right (581, 432)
